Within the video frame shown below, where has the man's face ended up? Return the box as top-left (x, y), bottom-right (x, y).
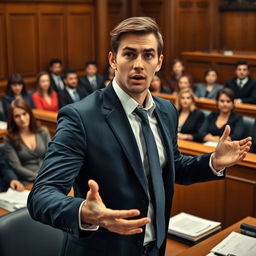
top-left (109, 33), bottom-right (163, 103)
top-left (64, 73), bottom-right (78, 88)
top-left (50, 63), bottom-right (62, 76)
top-left (235, 65), bottom-right (249, 80)
top-left (86, 64), bottom-right (98, 76)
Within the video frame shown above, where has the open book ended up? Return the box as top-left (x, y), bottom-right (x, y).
top-left (168, 212), bottom-right (221, 245)
top-left (0, 188), bottom-right (30, 212)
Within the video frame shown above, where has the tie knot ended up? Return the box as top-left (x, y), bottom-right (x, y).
top-left (134, 107), bottom-right (149, 123)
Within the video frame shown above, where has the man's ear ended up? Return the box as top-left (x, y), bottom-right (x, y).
top-left (109, 52), bottom-right (117, 70)
top-left (155, 54), bottom-right (164, 72)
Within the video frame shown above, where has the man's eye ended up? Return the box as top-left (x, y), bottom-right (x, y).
top-left (124, 52), bottom-right (135, 58)
top-left (145, 53), bottom-right (154, 59)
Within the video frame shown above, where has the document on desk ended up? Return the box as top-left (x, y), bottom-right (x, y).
top-left (211, 231), bottom-right (256, 256)
top-left (0, 188), bottom-right (30, 212)
top-left (168, 212), bottom-right (221, 242)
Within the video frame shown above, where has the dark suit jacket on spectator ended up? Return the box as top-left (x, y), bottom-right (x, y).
top-left (225, 76), bottom-right (256, 104)
top-left (197, 112), bottom-right (244, 142)
top-left (58, 88), bottom-right (88, 109)
top-left (50, 73), bottom-right (65, 93)
top-left (179, 109), bottom-right (205, 141)
top-left (79, 75), bottom-right (105, 95)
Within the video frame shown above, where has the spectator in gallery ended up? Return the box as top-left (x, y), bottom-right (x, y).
top-left (175, 88), bottom-right (205, 141)
top-left (149, 72), bottom-right (169, 93)
top-left (2, 73), bottom-right (34, 120)
top-left (194, 68), bottom-right (223, 99)
top-left (58, 69), bottom-right (88, 108)
top-left (80, 60), bottom-right (105, 94)
top-left (49, 58), bottom-right (65, 92)
top-left (197, 88), bottom-right (244, 143)
top-left (165, 59), bottom-right (186, 93)
top-left (225, 60), bottom-right (256, 104)
top-left (4, 98), bottom-right (50, 184)
top-left (32, 71), bottom-right (59, 113)
top-left (172, 74), bottom-right (193, 95)
top-left (103, 64), bottom-right (115, 86)
top-left (0, 146), bottom-right (25, 192)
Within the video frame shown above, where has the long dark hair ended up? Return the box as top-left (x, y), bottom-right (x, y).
top-left (7, 98), bottom-right (42, 149)
top-left (5, 73), bottom-right (27, 96)
top-left (36, 71), bottom-right (53, 97)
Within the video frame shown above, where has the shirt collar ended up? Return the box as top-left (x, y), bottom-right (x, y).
top-left (237, 76), bottom-right (248, 85)
top-left (65, 86), bottom-right (77, 94)
top-left (112, 78), bottom-right (156, 116)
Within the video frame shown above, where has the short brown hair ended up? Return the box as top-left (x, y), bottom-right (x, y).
top-left (110, 17), bottom-right (164, 56)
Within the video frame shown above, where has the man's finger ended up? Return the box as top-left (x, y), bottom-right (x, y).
top-left (239, 136), bottom-right (252, 146)
top-left (103, 208), bottom-right (141, 219)
top-left (220, 125), bottom-right (231, 141)
top-left (86, 179), bottom-right (101, 201)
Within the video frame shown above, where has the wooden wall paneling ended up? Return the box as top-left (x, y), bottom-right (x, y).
top-left (173, 180), bottom-right (225, 223)
top-left (0, 12), bottom-right (7, 80)
top-left (185, 60), bottom-right (211, 83)
top-left (39, 12), bottom-right (66, 71)
top-left (6, 11), bottom-right (38, 77)
top-left (67, 8), bottom-right (95, 72)
top-left (215, 63), bottom-right (235, 85)
top-left (108, 1), bottom-right (123, 34)
top-left (220, 11), bottom-right (256, 51)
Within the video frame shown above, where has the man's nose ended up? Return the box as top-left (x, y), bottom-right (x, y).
top-left (133, 55), bottom-right (144, 70)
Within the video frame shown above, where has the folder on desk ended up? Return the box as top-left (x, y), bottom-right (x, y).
top-left (168, 212), bottom-right (221, 245)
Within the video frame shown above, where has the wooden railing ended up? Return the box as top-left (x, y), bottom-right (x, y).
top-left (153, 92), bottom-right (256, 118)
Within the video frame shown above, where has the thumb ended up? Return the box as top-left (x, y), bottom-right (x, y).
top-left (220, 125), bottom-right (231, 141)
top-left (86, 179), bottom-right (102, 202)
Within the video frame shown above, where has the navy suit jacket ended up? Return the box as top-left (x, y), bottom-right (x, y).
top-left (28, 83), bottom-right (224, 256)
top-left (80, 75), bottom-right (105, 95)
top-left (225, 76), bottom-right (256, 104)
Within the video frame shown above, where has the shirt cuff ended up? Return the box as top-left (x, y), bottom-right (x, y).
top-left (78, 200), bottom-right (99, 231)
top-left (209, 153), bottom-right (225, 176)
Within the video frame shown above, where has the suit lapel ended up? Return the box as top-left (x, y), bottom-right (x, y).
top-left (102, 84), bottom-right (148, 194)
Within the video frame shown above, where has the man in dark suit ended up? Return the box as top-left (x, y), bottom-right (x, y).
top-left (49, 59), bottom-right (65, 92)
top-left (28, 17), bottom-right (251, 256)
top-left (58, 69), bottom-right (88, 109)
top-left (225, 60), bottom-right (256, 104)
top-left (79, 60), bottom-right (105, 94)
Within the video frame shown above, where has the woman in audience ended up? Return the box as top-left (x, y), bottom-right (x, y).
top-left (149, 73), bottom-right (169, 93)
top-left (197, 88), bottom-right (244, 142)
top-left (165, 59), bottom-right (186, 93)
top-left (3, 73), bottom-right (34, 120)
top-left (194, 68), bottom-right (222, 99)
top-left (32, 71), bottom-right (59, 112)
top-left (175, 88), bottom-right (205, 141)
top-left (172, 74), bottom-right (193, 95)
top-left (4, 98), bottom-right (50, 184)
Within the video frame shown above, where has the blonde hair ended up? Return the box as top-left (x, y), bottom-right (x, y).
top-left (175, 88), bottom-right (197, 111)
top-left (110, 17), bottom-right (164, 56)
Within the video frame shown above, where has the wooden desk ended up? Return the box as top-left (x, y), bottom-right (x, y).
top-left (174, 216), bottom-right (256, 256)
top-left (181, 51), bottom-right (256, 85)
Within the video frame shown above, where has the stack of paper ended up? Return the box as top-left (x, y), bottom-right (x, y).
top-left (0, 188), bottom-right (30, 212)
top-left (168, 212), bottom-right (221, 244)
top-left (0, 121), bottom-right (7, 130)
top-left (211, 231), bottom-right (256, 256)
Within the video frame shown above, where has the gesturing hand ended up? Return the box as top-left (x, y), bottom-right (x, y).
top-left (80, 180), bottom-right (150, 235)
top-left (212, 125), bottom-right (252, 170)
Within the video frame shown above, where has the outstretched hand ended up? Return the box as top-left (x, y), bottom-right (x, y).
top-left (212, 125), bottom-right (252, 170)
top-left (80, 180), bottom-right (150, 235)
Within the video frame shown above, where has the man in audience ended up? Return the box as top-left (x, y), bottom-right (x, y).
top-left (28, 17), bottom-right (252, 256)
top-left (0, 145), bottom-right (24, 192)
top-left (80, 60), bottom-right (104, 94)
top-left (49, 58), bottom-right (65, 92)
top-left (225, 60), bottom-right (256, 104)
top-left (58, 69), bottom-right (88, 109)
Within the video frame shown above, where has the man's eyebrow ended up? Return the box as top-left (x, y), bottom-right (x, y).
top-left (122, 47), bottom-right (156, 52)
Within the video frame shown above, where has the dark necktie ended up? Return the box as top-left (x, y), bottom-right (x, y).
top-left (73, 90), bottom-right (79, 102)
top-left (134, 107), bottom-right (166, 248)
top-left (238, 79), bottom-right (243, 88)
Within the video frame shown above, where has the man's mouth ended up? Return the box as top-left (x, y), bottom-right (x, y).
top-left (130, 74), bottom-right (145, 80)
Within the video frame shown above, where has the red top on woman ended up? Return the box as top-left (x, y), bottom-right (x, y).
top-left (32, 91), bottom-right (59, 112)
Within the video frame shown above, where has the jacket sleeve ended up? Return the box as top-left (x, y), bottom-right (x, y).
top-left (4, 138), bottom-right (37, 181)
top-left (27, 105), bottom-right (87, 238)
